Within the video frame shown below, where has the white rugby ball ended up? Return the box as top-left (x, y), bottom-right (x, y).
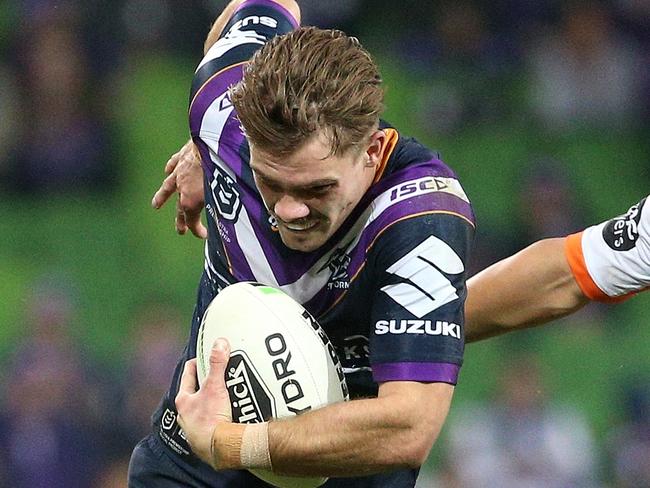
top-left (196, 282), bottom-right (348, 488)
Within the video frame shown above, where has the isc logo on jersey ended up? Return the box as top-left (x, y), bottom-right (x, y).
top-left (389, 176), bottom-right (470, 203)
top-left (375, 319), bottom-right (461, 339)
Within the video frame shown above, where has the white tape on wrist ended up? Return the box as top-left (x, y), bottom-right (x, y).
top-left (240, 422), bottom-right (272, 469)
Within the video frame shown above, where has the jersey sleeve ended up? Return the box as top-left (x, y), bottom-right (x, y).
top-left (188, 1), bottom-right (298, 175)
top-left (565, 197), bottom-right (650, 302)
top-left (190, 0), bottom-right (298, 104)
top-left (368, 213), bottom-right (474, 386)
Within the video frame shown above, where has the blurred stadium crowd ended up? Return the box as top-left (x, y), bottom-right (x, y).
top-left (0, 0), bottom-right (648, 487)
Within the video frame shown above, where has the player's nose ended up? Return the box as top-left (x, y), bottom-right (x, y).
top-left (273, 194), bottom-right (310, 222)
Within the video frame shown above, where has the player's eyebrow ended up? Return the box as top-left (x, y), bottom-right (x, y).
top-left (251, 165), bottom-right (337, 189)
top-left (303, 178), bottom-right (338, 189)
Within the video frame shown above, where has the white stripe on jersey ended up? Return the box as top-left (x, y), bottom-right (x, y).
top-left (200, 92), bottom-right (234, 157)
top-left (197, 29), bottom-right (265, 71)
top-left (203, 240), bottom-right (232, 291)
top-left (206, 146), bottom-right (282, 288)
top-left (582, 198), bottom-right (650, 297)
top-left (235, 203), bottom-right (280, 287)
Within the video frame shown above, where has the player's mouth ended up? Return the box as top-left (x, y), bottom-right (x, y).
top-left (279, 219), bottom-right (319, 232)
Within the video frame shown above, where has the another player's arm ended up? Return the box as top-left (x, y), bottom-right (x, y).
top-left (204, 0), bottom-right (300, 54)
top-left (465, 197), bottom-right (650, 342)
top-left (464, 237), bottom-right (588, 342)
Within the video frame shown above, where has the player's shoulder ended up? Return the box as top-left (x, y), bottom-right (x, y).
top-left (378, 120), bottom-right (448, 177)
top-left (368, 121), bottom-right (475, 231)
top-left (367, 212), bottom-right (474, 277)
top-left (190, 1), bottom-right (298, 109)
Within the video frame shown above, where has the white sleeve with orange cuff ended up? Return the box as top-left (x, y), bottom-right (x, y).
top-left (565, 197), bottom-right (650, 302)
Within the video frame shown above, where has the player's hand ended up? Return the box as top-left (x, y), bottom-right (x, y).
top-left (151, 140), bottom-right (208, 239)
top-left (176, 338), bottom-right (233, 465)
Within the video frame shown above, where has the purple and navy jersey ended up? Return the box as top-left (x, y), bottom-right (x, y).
top-left (188, 1), bottom-right (474, 391)
top-left (153, 1), bottom-right (474, 486)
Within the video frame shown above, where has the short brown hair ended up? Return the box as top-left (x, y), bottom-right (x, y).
top-left (230, 27), bottom-right (384, 157)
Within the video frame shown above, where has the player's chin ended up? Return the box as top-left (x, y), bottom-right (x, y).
top-left (279, 227), bottom-right (330, 253)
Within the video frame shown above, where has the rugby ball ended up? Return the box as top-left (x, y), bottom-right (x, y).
top-left (196, 282), bottom-right (349, 488)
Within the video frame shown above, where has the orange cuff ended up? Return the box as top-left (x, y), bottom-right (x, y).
top-left (564, 232), bottom-right (629, 303)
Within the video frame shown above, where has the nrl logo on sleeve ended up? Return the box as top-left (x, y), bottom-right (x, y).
top-left (603, 198), bottom-right (646, 251)
top-left (226, 351), bottom-right (275, 423)
top-left (210, 168), bottom-right (242, 222)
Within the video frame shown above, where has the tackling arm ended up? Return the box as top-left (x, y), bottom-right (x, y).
top-left (465, 196), bottom-right (650, 342)
top-left (204, 0), bottom-right (301, 53)
top-left (464, 237), bottom-right (588, 342)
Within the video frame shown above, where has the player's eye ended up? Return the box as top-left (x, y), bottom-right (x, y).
top-left (308, 184), bottom-right (335, 195)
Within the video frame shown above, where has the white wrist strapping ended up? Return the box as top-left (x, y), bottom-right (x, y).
top-left (240, 422), bottom-right (272, 469)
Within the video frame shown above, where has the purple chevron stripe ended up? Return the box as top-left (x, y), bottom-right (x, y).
top-left (190, 65), bottom-right (243, 135)
top-left (235, 188), bottom-right (323, 283)
top-left (221, 222), bottom-right (257, 283)
top-left (372, 362), bottom-right (460, 384)
top-left (346, 188), bottom-right (473, 280)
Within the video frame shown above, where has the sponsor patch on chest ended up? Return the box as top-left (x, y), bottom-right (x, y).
top-left (374, 319), bottom-right (461, 339)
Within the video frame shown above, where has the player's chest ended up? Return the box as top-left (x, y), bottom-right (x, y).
top-left (314, 278), bottom-right (374, 371)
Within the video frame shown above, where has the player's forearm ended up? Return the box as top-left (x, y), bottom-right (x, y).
top-left (270, 383), bottom-right (451, 476)
top-left (465, 238), bottom-right (589, 342)
top-left (204, 0), bottom-right (301, 54)
top-left (214, 383), bottom-right (452, 476)
top-left (269, 400), bottom-right (428, 475)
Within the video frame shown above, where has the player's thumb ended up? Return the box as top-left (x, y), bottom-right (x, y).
top-left (205, 338), bottom-right (231, 390)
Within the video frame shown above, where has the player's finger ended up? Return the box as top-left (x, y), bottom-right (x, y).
top-left (167, 140), bottom-right (195, 174)
top-left (176, 198), bottom-right (190, 235)
top-left (201, 338), bottom-right (231, 395)
top-left (178, 358), bottom-right (198, 395)
top-left (152, 172), bottom-right (178, 209)
top-left (176, 209), bottom-right (188, 235)
top-left (165, 153), bottom-right (181, 175)
top-left (186, 213), bottom-right (208, 239)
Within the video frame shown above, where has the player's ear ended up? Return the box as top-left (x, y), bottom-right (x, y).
top-left (365, 129), bottom-right (386, 168)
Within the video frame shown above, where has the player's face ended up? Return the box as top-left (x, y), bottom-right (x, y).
top-left (250, 130), bottom-right (385, 252)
